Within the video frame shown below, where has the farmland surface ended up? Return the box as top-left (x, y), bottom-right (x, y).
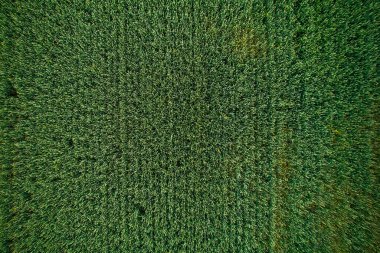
top-left (1, 1), bottom-right (379, 252)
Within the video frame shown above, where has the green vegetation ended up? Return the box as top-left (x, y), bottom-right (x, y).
top-left (1, 0), bottom-right (379, 252)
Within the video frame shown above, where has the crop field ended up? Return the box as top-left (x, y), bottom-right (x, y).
top-left (1, 0), bottom-right (379, 252)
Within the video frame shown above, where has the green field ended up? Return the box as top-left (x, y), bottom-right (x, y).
top-left (1, 1), bottom-right (379, 252)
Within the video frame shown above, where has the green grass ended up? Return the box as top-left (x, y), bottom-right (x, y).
top-left (1, 0), bottom-right (379, 252)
